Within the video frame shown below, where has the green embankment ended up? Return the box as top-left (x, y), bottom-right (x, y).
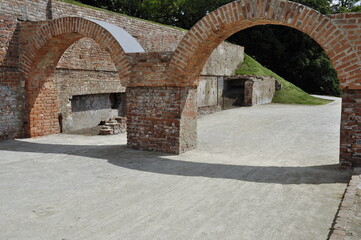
top-left (236, 54), bottom-right (331, 105)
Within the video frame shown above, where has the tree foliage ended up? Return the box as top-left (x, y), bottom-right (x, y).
top-left (332, 0), bottom-right (361, 12)
top-left (228, 25), bottom-right (341, 96)
top-left (75, 0), bottom-right (361, 96)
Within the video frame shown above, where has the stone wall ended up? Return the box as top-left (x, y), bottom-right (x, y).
top-left (198, 43), bottom-right (244, 113)
top-left (202, 42), bottom-right (244, 76)
top-left (197, 77), bottom-right (218, 108)
top-left (198, 75), bottom-right (276, 114)
top-left (248, 76), bottom-right (276, 106)
top-left (66, 93), bottom-right (114, 132)
top-left (179, 88), bottom-right (198, 152)
top-left (55, 37), bottom-right (124, 132)
top-left (56, 69), bottom-right (125, 132)
top-left (0, 0), bottom-right (50, 21)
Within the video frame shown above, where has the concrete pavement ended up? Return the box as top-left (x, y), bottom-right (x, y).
top-left (0, 97), bottom-right (350, 240)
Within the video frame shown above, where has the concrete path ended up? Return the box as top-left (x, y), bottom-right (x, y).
top-left (0, 98), bottom-right (351, 240)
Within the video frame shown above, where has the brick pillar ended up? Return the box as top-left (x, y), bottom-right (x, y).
top-left (25, 71), bottom-right (60, 137)
top-left (126, 86), bottom-right (197, 154)
top-left (179, 87), bottom-right (197, 153)
top-left (340, 89), bottom-right (361, 168)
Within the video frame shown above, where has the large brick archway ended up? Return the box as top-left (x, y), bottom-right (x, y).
top-left (169, 0), bottom-right (359, 88)
top-left (20, 17), bottom-right (134, 137)
top-left (160, 0), bottom-right (360, 166)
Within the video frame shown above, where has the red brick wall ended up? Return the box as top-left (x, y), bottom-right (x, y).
top-left (329, 13), bottom-right (361, 89)
top-left (127, 52), bottom-right (173, 87)
top-left (126, 86), bottom-right (182, 153)
top-left (57, 37), bottom-right (117, 71)
top-left (340, 89), bottom-right (361, 167)
top-left (327, 14), bottom-right (361, 165)
top-left (0, 14), bottom-right (24, 139)
top-left (0, 0), bottom-right (50, 21)
top-left (126, 86), bottom-right (198, 154)
top-left (125, 52), bottom-right (198, 153)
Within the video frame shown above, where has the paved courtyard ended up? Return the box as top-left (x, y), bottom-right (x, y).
top-left (0, 97), bottom-right (351, 240)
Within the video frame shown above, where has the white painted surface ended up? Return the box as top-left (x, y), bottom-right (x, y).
top-left (85, 18), bottom-right (145, 53)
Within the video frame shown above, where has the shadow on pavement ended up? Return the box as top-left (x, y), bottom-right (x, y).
top-left (0, 139), bottom-right (351, 185)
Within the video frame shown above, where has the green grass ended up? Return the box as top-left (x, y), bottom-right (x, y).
top-left (236, 54), bottom-right (332, 105)
top-left (56, 0), bottom-right (188, 32)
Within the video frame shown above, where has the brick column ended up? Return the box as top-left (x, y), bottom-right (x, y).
top-left (340, 89), bottom-right (361, 167)
top-left (25, 71), bottom-right (60, 137)
top-left (179, 87), bottom-right (197, 153)
top-left (126, 86), bottom-right (197, 154)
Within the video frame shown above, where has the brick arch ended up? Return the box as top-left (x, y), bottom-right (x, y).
top-left (20, 17), bottom-right (135, 137)
top-left (169, 0), bottom-right (360, 89)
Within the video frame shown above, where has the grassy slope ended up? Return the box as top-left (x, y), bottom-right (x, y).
top-left (236, 54), bottom-right (331, 105)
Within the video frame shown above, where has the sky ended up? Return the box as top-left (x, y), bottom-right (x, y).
top-left (332, 0), bottom-right (361, 6)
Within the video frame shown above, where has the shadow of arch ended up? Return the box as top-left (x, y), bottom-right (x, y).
top-left (19, 17), bottom-right (144, 137)
top-left (0, 140), bottom-right (351, 185)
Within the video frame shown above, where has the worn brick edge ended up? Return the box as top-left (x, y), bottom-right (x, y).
top-left (328, 174), bottom-right (360, 240)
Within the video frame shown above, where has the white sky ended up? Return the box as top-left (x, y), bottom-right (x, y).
top-left (332, 0), bottom-right (361, 6)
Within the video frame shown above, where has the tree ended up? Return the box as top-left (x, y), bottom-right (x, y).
top-left (332, 0), bottom-right (361, 12)
top-left (175, 0), bottom-right (230, 29)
